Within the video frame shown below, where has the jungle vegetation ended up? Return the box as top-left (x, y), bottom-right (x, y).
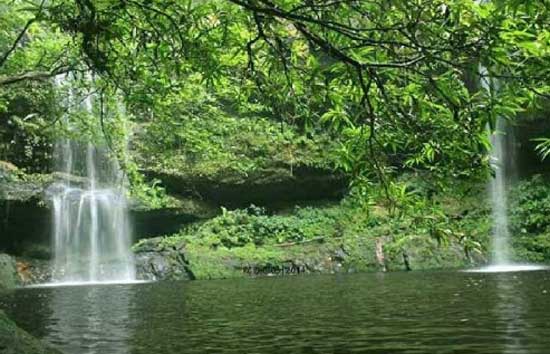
top-left (2, 0), bottom-right (550, 264)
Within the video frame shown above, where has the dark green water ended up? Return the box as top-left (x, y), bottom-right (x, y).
top-left (2, 271), bottom-right (550, 354)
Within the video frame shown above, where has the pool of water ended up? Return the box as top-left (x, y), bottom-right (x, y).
top-left (2, 270), bottom-right (550, 354)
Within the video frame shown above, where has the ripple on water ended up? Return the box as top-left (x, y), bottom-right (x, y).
top-left (3, 272), bottom-right (550, 354)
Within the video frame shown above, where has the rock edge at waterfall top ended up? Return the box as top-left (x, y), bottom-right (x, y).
top-left (26, 280), bottom-right (149, 288)
top-left (465, 264), bottom-right (548, 273)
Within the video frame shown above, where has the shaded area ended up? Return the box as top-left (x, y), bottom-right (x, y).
top-left (0, 200), bottom-right (204, 258)
top-left (145, 166), bottom-right (348, 209)
top-left (0, 201), bottom-right (50, 258)
top-left (130, 208), bottom-right (202, 240)
top-left (515, 117), bottom-right (550, 177)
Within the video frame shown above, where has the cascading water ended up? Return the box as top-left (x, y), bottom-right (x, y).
top-left (470, 67), bottom-right (546, 272)
top-left (48, 75), bottom-right (136, 284)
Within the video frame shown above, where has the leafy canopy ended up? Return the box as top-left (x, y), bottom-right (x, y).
top-left (2, 0), bottom-right (550, 196)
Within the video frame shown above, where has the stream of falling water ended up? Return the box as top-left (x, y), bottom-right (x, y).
top-left (469, 67), bottom-right (546, 272)
top-left (488, 117), bottom-right (513, 266)
top-left (47, 75), bottom-right (136, 284)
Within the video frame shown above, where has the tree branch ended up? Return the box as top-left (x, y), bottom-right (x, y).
top-left (0, 66), bottom-right (72, 86)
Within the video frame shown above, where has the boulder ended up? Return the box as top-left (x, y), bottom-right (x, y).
top-left (0, 310), bottom-right (61, 354)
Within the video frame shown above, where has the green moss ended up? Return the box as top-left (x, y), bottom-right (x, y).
top-left (184, 245), bottom-right (244, 280)
top-left (184, 241), bottom-right (365, 280)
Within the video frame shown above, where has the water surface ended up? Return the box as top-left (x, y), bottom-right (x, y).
top-left (2, 271), bottom-right (550, 354)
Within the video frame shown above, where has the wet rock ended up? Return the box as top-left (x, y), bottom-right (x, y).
top-left (0, 177), bottom-right (47, 203)
top-left (0, 161), bottom-right (18, 174)
top-left (0, 310), bottom-right (61, 354)
top-left (333, 246), bottom-right (349, 262)
top-left (0, 163), bottom-right (51, 258)
top-left (15, 261), bottom-right (31, 284)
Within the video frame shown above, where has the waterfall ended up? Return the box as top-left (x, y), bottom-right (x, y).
top-left (469, 67), bottom-right (546, 272)
top-left (48, 75), bottom-right (136, 284)
top-left (488, 117), bottom-right (513, 265)
top-left (479, 65), bottom-right (514, 265)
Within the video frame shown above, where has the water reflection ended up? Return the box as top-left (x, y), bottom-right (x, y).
top-left (494, 274), bottom-right (527, 354)
top-left (45, 284), bottom-right (133, 354)
top-left (3, 272), bottom-right (550, 354)
top-left (490, 271), bottom-right (550, 354)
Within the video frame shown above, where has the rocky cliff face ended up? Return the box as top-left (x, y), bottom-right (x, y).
top-left (1, 100), bottom-right (348, 262)
top-left (0, 164), bottom-right (52, 258)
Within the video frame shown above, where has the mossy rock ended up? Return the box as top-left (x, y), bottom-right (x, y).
top-left (0, 164), bottom-right (53, 203)
top-left (0, 254), bottom-right (18, 290)
top-left (184, 240), bottom-right (380, 280)
top-left (0, 310), bottom-right (61, 354)
top-left (133, 237), bottom-right (194, 281)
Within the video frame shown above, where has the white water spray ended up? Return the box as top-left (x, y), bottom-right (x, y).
top-left (47, 75), bottom-right (136, 284)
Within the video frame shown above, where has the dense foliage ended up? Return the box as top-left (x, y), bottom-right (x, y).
top-left (510, 175), bottom-right (550, 261)
top-left (2, 0), bottom-right (550, 186)
top-left (3, 0), bottom-right (550, 271)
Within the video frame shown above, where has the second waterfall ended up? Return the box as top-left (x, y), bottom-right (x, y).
top-left (48, 76), bottom-right (135, 284)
